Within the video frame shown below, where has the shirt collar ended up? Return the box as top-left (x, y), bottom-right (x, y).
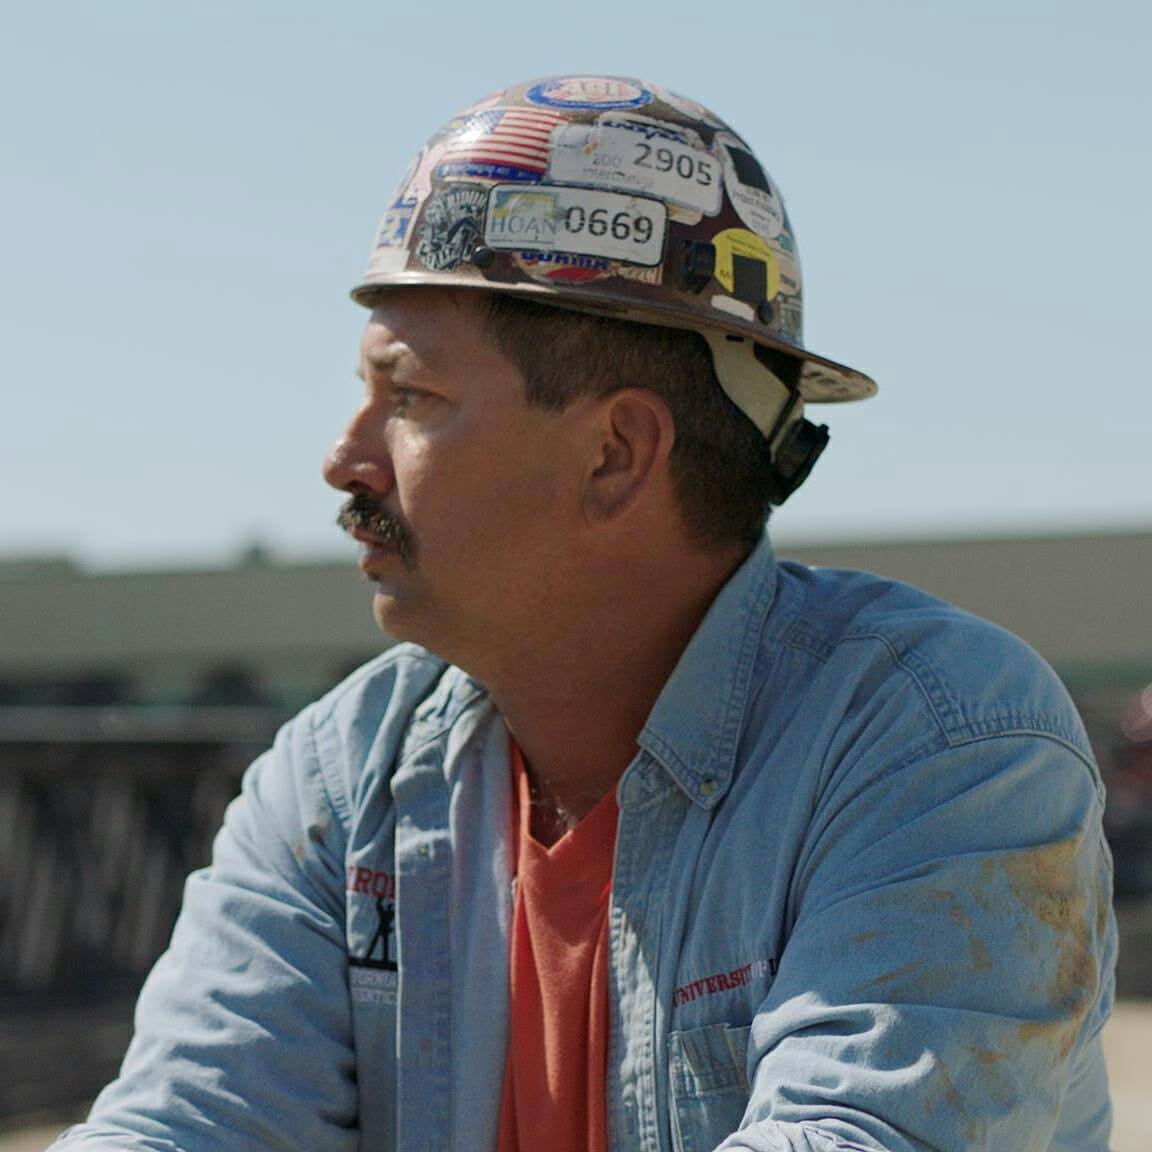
top-left (637, 532), bottom-right (780, 809)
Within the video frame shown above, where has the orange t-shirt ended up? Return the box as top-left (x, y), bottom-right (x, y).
top-left (497, 743), bottom-right (619, 1152)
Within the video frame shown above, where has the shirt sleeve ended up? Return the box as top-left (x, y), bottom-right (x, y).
top-left (49, 708), bottom-right (358, 1152)
top-left (717, 730), bottom-right (1115, 1152)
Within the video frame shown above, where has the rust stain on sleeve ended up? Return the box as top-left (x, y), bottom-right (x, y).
top-left (946, 900), bottom-right (972, 930)
top-left (866, 959), bottom-right (923, 991)
top-left (1017, 1016), bottom-right (1081, 1062)
top-left (970, 937), bottom-right (992, 974)
top-left (1000, 837), bottom-right (1095, 1007)
top-left (1001, 839), bottom-right (1079, 929)
top-left (922, 1057), bottom-right (987, 1145)
top-left (1001, 836), bottom-right (1100, 1060)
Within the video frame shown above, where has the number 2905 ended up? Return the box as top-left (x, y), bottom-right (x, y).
top-left (634, 143), bottom-right (714, 186)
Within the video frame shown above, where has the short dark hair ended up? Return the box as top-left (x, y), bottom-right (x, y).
top-left (478, 294), bottom-right (775, 549)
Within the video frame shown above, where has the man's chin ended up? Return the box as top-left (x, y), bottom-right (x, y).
top-left (370, 586), bottom-right (433, 647)
top-left (370, 585), bottom-right (409, 632)
top-left (369, 588), bottom-right (474, 669)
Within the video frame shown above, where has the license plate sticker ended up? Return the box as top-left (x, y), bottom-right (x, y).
top-left (548, 123), bottom-right (722, 216)
top-left (484, 184), bottom-right (667, 266)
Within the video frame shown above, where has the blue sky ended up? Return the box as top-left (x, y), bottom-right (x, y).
top-left (2, 0), bottom-right (1149, 569)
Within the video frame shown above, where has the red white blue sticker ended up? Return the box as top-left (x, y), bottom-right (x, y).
top-left (514, 250), bottom-right (614, 284)
top-left (373, 154), bottom-right (420, 251)
top-left (526, 76), bottom-right (651, 111)
top-left (434, 106), bottom-right (566, 184)
top-left (484, 184), bottom-right (666, 266)
top-left (513, 250), bottom-right (663, 286)
top-left (373, 198), bottom-right (415, 254)
top-left (549, 117), bottom-right (721, 215)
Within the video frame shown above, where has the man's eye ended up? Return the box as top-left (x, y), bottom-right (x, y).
top-left (390, 387), bottom-right (422, 414)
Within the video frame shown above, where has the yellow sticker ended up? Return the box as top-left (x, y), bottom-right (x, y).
top-left (712, 228), bottom-right (779, 303)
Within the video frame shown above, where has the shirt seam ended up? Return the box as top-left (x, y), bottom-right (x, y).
top-left (835, 630), bottom-right (1090, 751)
top-left (306, 705), bottom-right (354, 833)
top-left (310, 646), bottom-right (448, 729)
top-left (307, 647), bottom-right (455, 828)
top-left (402, 680), bottom-right (489, 761)
top-left (242, 712), bottom-right (351, 916)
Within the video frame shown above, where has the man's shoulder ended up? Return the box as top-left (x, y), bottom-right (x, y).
top-left (275, 644), bottom-right (485, 807)
top-left (775, 561), bottom-right (1092, 757)
top-left (312, 641), bottom-right (451, 719)
top-left (308, 641), bottom-right (490, 736)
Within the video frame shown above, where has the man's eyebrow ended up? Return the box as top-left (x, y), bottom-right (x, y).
top-left (361, 344), bottom-right (410, 376)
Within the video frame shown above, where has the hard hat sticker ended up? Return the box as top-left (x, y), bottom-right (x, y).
top-left (548, 121), bottom-right (722, 216)
top-left (414, 184), bottom-right (489, 271)
top-left (366, 246), bottom-right (409, 276)
top-left (351, 75), bottom-right (878, 408)
top-left (711, 295), bottom-right (756, 322)
top-left (389, 142), bottom-right (450, 228)
top-left (515, 251), bottom-right (614, 284)
top-left (526, 77), bottom-right (652, 110)
top-left (713, 229), bottom-right (780, 303)
top-left (434, 106), bottom-right (566, 184)
top-left (372, 153), bottom-right (422, 253)
top-left (513, 250), bottom-right (663, 287)
top-left (652, 85), bottom-right (729, 129)
top-left (485, 184), bottom-right (667, 266)
top-left (775, 296), bottom-right (802, 345)
top-left (716, 134), bottom-right (785, 240)
top-left (374, 196), bottom-right (416, 250)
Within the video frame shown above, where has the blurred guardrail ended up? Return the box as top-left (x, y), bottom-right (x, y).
top-left (1, 698), bottom-right (1149, 1122)
top-left (0, 706), bottom-right (291, 1117)
top-left (0, 707), bottom-right (279, 997)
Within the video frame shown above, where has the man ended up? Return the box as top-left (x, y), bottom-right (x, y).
top-left (53, 75), bottom-right (1115, 1151)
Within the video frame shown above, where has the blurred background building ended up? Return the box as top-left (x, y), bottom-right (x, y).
top-left (1, 528), bottom-right (1150, 1119)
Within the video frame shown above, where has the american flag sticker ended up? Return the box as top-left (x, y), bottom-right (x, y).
top-left (435, 107), bottom-right (566, 184)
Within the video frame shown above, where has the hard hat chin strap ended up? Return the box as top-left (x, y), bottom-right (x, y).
top-left (703, 334), bottom-right (830, 505)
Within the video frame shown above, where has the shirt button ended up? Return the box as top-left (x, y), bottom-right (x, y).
top-left (701, 778), bottom-right (718, 796)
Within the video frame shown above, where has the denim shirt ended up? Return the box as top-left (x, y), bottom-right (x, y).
top-left (54, 537), bottom-right (1115, 1152)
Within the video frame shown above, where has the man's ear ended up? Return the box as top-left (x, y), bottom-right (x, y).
top-left (583, 389), bottom-right (676, 525)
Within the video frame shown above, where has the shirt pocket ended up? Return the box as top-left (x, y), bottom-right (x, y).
top-left (667, 1022), bottom-right (752, 1152)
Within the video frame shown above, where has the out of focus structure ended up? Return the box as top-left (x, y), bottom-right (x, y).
top-left (1, 527), bottom-right (1149, 1121)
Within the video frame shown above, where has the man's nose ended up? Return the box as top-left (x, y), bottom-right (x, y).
top-left (322, 411), bottom-right (394, 495)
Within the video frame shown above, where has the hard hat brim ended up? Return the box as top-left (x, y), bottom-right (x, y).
top-left (350, 272), bottom-right (877, 404)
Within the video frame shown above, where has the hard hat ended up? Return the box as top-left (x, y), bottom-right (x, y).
top-left (352, 75), bottom-right (877, 501)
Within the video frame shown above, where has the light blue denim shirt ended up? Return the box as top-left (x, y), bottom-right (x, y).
top-left (53, 536), bottom-right (1115, 1152)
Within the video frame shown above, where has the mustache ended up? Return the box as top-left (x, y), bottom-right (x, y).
top-left (336, 492), bottom-right (416, 566)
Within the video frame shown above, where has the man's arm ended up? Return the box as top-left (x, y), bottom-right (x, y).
top-left (50, 709), bottom-right (358, 1152)
top-left (719, 731), bottom-right (1115, 1152)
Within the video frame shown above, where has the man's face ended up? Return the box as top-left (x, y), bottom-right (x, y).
top-left (324, 289), bottom-right (591, 663)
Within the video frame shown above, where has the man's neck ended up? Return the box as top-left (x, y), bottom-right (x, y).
top-left (484, 541), bottom-right (750, 827)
